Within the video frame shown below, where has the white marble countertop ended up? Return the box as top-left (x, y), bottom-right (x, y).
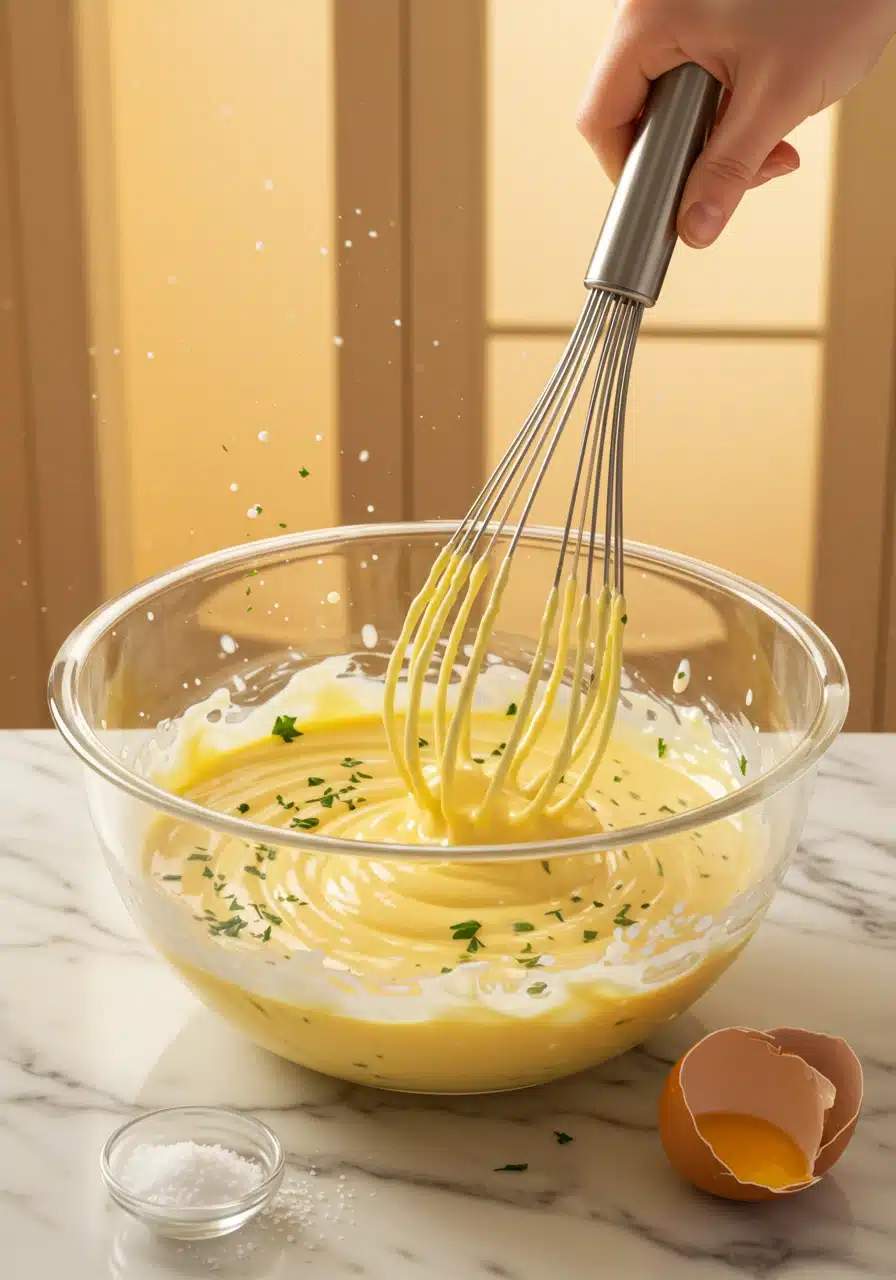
top-left (1, 731), bottom-right (894, 1278)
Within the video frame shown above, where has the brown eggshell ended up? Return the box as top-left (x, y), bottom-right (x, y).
top-left (765, 1027), bottom-right (863, 1176)
top-left (659, 1026), bottom-right (855, 1202)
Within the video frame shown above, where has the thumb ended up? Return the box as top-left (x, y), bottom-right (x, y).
top-left (677, 83), bottom-right (802, 248)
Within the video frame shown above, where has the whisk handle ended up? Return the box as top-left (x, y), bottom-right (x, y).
top-left (584, 63), bottom-right (722, 307)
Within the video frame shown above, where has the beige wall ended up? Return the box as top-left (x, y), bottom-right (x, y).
top-left (488, 0), bottom-right (835, 610)
top-left (77, 0), bottom-right (338, 594)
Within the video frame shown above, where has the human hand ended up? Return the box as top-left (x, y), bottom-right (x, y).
top-left (577, 0), bottom-right (896, 248)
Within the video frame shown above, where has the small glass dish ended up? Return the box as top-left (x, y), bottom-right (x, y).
top-left (100, 1105), bottom-right (285, 1240)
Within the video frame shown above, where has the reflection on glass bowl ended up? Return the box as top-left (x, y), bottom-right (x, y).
top-left (50, 524), bottom-right (847, 1094)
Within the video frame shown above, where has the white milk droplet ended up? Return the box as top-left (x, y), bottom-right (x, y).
top-left (327, 591), bottom-right (340, 604)
top-left (358, 449), bottom-right (369, 462)
top-left (673, 659), bottom-right (691, 693)
top-left (361, 623), bottom-right (378, 649)
top-left (220, 634), bottom-right (237, 654)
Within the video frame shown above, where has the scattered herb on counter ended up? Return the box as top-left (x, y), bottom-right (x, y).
top-left (237, 802), bottom-right (250, 814)
top-left (494, 1164), bottom-right (528, 1173)
top-left (614, 904), bottom-right (635, 927)
top-left (513, 921), bottom-right (535, 933)
top-left (583, 930), bottom-right (598, 943)
top-left (554, 1132), bottom-right (574, 1145)
top-left (739, 754), bottom-right (748, 776)
top-left (506, 703), bottom-right (518, 716)
top-left (540, 860), bottom-right (551, 875)
top-left (418, 737), bottom-right (429, 748)
top-left (272, 714), bottom-right (302, 744)
top-left (657, 737), bottom-right (667, 758)
top-left (545, 909), bottom-right (564, 922)
top-left (299, 467), bottom-right (310, 478)
top-left (527, 982), bottom-right (547, 996)
top-left (244, 865), bottom-right (266, 879)
top-left (275, 795), bottom-right (294, 810)
top-left (161, 874), bottom-right (181, 882)
top-left (188, 852), bottom-right (212, 861)
top-left (291, 816), bottom-right (320, 830)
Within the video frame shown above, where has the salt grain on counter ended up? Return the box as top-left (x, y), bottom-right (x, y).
top-left (358, 449), bottom-right (369, 462)
top-left (119, 1142), bottom-right (263, 1208)
top-left (257, 430), bottom-right (269, 442)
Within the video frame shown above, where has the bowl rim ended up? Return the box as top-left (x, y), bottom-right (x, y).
top-left (99, 1104), bottom-right (285, 1217)
top-left (49, 521), bottom-right (849, 861)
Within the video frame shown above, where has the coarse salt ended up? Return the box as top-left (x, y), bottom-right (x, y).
top-left (118, 1141), bottom-right (263, 1207)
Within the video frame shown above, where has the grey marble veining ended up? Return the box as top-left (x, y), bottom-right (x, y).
top-left (1, 730), bottom-right (894, 1278)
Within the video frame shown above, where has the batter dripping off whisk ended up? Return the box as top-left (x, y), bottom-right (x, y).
top-left (383, 65), bottom-right (722, 834)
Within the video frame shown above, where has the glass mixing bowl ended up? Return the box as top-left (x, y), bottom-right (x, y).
top-left (50, 524), bottom-right (847, 1094)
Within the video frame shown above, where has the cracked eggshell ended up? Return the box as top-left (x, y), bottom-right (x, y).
top-left (659, 1026), bottom-right (862, 1202)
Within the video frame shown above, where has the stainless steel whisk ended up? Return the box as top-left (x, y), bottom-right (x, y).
top-left (384, 65), bottom-right (721, 829)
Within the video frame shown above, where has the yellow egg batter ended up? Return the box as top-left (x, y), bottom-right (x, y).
top-left (142, 672), bottom-right (757, 1093)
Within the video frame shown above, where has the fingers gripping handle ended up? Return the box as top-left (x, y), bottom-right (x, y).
top-left (584, 64), bottom-right (722, 307)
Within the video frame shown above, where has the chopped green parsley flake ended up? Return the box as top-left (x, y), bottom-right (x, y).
top-left (554, 1131), bottom-right (574, 1145)
top-left (275, 795), bottom-right (294, 810)
top-left (188, 852), bottom-right (212, 861)
top-left (583, 929), bottom-right (598, 943)
top-left (418, 737), bottom-right (428, 748)
top-left (237, 802), bottom-right (250, 814)
top-left (244, 865), bottom-right (266, 879)
top-left (161, 874), bottom-right (181, 881)
top-left (739, 754), bottom-right (748, 776)
top-left (291, 816), bottom-right (320, 830)
top-left (614, 904), bottom-right (635, 927)
top-left (494, 1163), bottom-right (528, 1172)
top-left (545, 909), bottom-right (564, 922)
top-left (272, 714), bottom-right (302, 743)
top-left (527, 982), bottom-right (547, 996)
top-left (657, 737), bottom-right (667, 758)
top-left (506, 703), bottom-right (518, 716)
top-left (540, 860), bottom-right (551, 875)
top-left (513, 921), bottom-right (535, 933)
top-left (299, 467), bottom-right (310, 478)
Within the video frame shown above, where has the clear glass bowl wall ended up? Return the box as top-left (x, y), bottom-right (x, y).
top-left (50, 524), bottom-right (847, 1093)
